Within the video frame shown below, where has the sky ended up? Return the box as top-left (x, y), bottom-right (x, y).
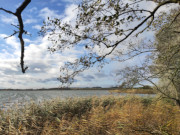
top-left (0, 0), bottom-right (122, 89)
top-left (0, 0), bottom-right (179, 89)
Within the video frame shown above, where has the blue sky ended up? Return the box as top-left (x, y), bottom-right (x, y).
top-left (0, 0), bottom-right (178, 89)
top-left (0, 0), bottom-right (123, 89)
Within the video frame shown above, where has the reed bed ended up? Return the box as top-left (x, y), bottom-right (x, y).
top-left (0, 96), bottom-right (179, 135)
top-left (110, 89), bottom-right (156, 94)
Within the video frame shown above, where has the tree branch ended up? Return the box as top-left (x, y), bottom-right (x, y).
top-left (100, 0), bottom-right (180, 60)
top-left (0, 0), bottom-right (31, 73)
top-left (0, 8), bottom-right (15, 15)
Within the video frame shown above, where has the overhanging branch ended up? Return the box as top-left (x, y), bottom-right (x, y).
top-left (104, 0), bottom-right (180, 58)
top-left (0, 0), bottom-right (31, 73)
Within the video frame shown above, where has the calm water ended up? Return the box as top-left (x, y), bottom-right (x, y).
top-left (0, 90), bottom-right (154, 109)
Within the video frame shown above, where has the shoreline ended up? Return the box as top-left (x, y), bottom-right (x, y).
top-left (0, 88), bottom-right (157, 95)
top-left (0, 87), bottom-right (118, 91)
top-left (109, 88), bottom-right (156, 94)
top-left (0, 88), bottom-right (112, 91)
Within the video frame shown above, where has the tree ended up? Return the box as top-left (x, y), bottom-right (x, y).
top-left (153, 10), bottom-right (180, 105)
top-left (41, 0), bottom-right (180, 104)
top-left (0, 0), bottom-right (31, 73)
top-left (41, 0), bottom-right (180, 82)
top-left (115, 9), bottom-right (180, 105)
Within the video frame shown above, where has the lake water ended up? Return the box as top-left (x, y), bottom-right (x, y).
top-left (0, 90), bottom-right (154, 109)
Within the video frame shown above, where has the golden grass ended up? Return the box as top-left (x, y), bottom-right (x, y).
top-left (110, 88), bottom-right (156, 94)
top-left (0, 96), bottom-right (179, 135)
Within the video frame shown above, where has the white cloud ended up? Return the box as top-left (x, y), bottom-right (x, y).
top-left (32, 25), bottom-right (42, 30)
top-left (0, 34), bottom-right (20, 52)
top-left (34, 68), bottom-right (41, 71)
top-left (24, 18), bottom-right (38, 24)
top-left (62, 0), bottom-right (81, 3)
top-left (62, 4), bottom-right (78, 24)
top-left (0, 1), bottom-right (134, 89)
top-left (0, 34), bottom-right (7, 39)
top-left (0, 33), bottom-right (81, 88)
top-left (0, 60), bottom-right (18, 71)
top-left (50, 0), bottom-right (57, 3)
top-left (28, 7), bottom-right (38, 13)
top-left (57, 3), bottom-right (62, 6)
top-left (38, 4), bottom-right (78, 24)
top-left (0, 15), bottom-right (17, 24)
top-left (139, 1), bottom-right (179, 14)
top-left (39, 7), bottom-right (62, 20)
top-left (15, 2), bottom-right (22, 8)
top-left (24, 38), bottom-right (33, 43)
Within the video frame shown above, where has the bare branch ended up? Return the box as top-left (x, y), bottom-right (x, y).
top-left (0, 8), bottom-right (15, 15)
top-left (15, 0), bottom-right (31, 73)
top-left (42, 0), bottom-right (180, 90)
top-left (0, 0), bottom-right (31, 73)
top-left (4, 30), bottom-right (19, 39)
top-left (168, 11), bottom-right (180, 28)
top-left (97, 0), bottom-right (180, 62)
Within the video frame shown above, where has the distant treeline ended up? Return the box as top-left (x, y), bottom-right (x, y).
top-left (0, 85), bottom-right (152, 91)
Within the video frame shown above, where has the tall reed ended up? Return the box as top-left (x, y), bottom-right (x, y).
top-left (0, 96), bottom-right (179, 135)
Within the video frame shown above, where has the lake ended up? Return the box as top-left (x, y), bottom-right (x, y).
top-left (0, 90), bottom-right (154, 110)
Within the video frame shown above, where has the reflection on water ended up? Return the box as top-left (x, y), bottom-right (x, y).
top-left (0, 90), bottom-right (155, 109)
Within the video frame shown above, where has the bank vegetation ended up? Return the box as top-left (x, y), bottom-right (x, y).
top-left (0, 96), bottom-right (179, 135)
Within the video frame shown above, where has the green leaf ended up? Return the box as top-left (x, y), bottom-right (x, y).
top-left (126, 3), bottom-right (129, 8)
top-left (127, 16), bottom-right (132, 20)
top-left (62, 27), bottom-right (65, 31)
top-left (103, 16), bottom-right (107, 21)
top-left (97, 17), bottom-right (101, 21)
top-left (116, 21), bottom-right (120, 25)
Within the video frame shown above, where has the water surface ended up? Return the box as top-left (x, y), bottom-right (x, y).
top-left (0, 90), bottom-right (154, 109)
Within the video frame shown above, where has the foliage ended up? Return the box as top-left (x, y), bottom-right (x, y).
top-left (40, 0), bottom-right (180, 105)
top-left (153, 10), bottom-right (180, 105)
top-left (41, 0), bottom-right (180, 105)
top-left (41, 0), bottom-right (180, 85)
top-left (0, 96), bottom-right (179, 135)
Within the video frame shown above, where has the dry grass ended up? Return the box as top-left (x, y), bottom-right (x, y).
top-left (110, 89), bottom-right (156, 94)
top-left (0, 96), bottom-right (179, 135)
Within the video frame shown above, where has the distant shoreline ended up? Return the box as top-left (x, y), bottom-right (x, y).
top-left (0, 87), bottom-right (113, 91)
top-left (0, 88), bottom-right (156, 94)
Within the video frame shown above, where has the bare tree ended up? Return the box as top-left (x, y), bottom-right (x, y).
top-left (0, 0), bottom-right (31, 73)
